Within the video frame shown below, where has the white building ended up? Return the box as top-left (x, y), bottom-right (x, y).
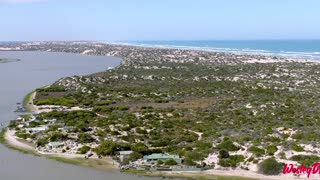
top-left (119, 151), bottom-right (133, 162)
top-left (26, 126), bottom-right (48, 133)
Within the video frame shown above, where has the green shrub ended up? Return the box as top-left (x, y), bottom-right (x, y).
top-left (292, 144), bottom-right (304, 152)
top-left (195, 140), bottom-right (212, 149)
top-left (132, 143), bottom-right (149, 155)
top-left (117, 106), bottom-right (130, 111)
top-left (127, 152), bottom-right (143, 162)
top-left (266, 145), bottom-right (278, 155)
top-left (94, 141), bottom-right (120, 156)
top-left (183, 151), bottom-right (204, 165)
top-left (78, 146), bottom-right (91, 154)
top-left (92, 106), bottom-right (115, 113)
top-left (78, 133), bottom-right (95, 144)
top-left (34, 97), bottom-right (76, 107)
top-left (154, 98), bottom-right (169, 103)
top-left (165, 159), bottom-right (178, 166)
top-left (36, 137), bottom-right (49, 147)
top-left (185, 146), bottom-right (193, 151)
top-left (217, 140), bottom-right (240, 151)
top-left (36, 86), bottom-right (65, 92)
top-left (50, 132), bottom-right (68, 141)
top-left (177, 100), bottom-right (184, 103)
top-left (218, 155), bottom-right (245, 167)
top-left (258, 158), bottom-right (283, 175)
top-left (8, 120), bottom-right (17, 129)
top-left (218, 149), bottom-right (230, 159)
top-left (290, 155), bottom-right (320, 166)
top-left (157, 160), bottom-right (164, 164)
top-left (248, 146), bottom-right (265, 157)
top-left (16, 133), bottom-right (29, 139)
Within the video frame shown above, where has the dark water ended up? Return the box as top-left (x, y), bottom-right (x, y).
top-left (123, 40), bottom-right (320, 60)
top-left (0, 51), bottom-right (160, 180)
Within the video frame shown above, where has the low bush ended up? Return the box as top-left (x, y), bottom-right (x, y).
top-left (218, 155), bottom-right (245, 167)
top-left (78, 146), bottom-right (91, 154)
top-left (258, 158), bottom-right (283, 175)
top-left (248, 146), bottom-right (265, 157)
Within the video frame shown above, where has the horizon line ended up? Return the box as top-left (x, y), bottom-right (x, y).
top-left (1, 39), bottom-right (320, 43)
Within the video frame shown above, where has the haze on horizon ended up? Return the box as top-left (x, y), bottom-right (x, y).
top-left (0, 0), bottom-right (319, 41)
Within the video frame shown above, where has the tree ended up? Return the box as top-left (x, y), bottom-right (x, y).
top-left (165, 159), bottom-right (178, 166)
top-left (132, 142), bottom-right (149, 155)
top-left (219, 149), bottom-right (230, 159)
top-left (36, 137), bottom-right (49, 147)
top-left (258, 158), bottom-right (283, 175)
top-left (183, 158), bottom-right (197, 166)
top-left (128, 152), bottom-right (143, 162)
top-left (217, 140), bottom-right (240, 151)
top-left (157, 160), bottom-right (164, 165)
top-left (50, 132), bottom-right (67, 141)
top-left (94, 141), bottom-right (118, 156)
top-left (183, 151), bottom-right (203, 166)
top-left (78, 133), bottom-right (95, 144)
top-left (218, 155), bottom-right (245, 167)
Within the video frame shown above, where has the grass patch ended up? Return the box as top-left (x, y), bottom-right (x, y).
top-left (7, 145), bottom-right (37, 154)
top-left (47, 156), bottom-right (85, 165)
top-left (23, 90), bottom-right (35, 112)
top-left (47, 156), bottom-right (117, 170)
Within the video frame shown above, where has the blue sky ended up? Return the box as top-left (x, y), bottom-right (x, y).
top-left (0, 0), bottom-right (319, 41)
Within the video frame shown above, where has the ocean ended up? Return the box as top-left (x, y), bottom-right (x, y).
top-left (120, 40), bottom-right (320, 60)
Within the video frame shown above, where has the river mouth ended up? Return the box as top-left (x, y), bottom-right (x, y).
top-left (0, 51), bottom-right (163, 180)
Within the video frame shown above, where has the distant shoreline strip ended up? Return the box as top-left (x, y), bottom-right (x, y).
top-left (107, 42), bottom-right (320, 61)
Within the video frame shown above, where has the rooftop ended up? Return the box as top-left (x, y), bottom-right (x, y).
top-left (143, 153), bottom-right (180, 160)
top-left (119, 151), bottom-right (133, 155)
top-left (48, 142), bottom-right (64, 147)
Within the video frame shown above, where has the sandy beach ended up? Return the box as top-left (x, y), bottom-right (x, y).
top-left (5, 129), bottom-right (34, 151)
top-left (3, 129), bottom-right (118, 170)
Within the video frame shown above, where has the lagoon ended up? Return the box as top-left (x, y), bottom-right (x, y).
top-left (0, 51), bottom-right (159, 180)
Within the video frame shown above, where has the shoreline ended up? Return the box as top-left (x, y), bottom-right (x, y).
top-left (2, 102), bottom-right (308, 180)
top-left (2, 42), bottom-right (320, 63)
top-left (1, 48), bottom-right (317, 180)
top-left (1, 128), bottom-right (259, 180)
top-left (1, 128), bottom-right (119, 172)
top-left (23, 90), bottom-right (37, 112)
top-left (0, 70), bottom-right (261, 180)
top-left (108, 41), bottom-right (320, 62)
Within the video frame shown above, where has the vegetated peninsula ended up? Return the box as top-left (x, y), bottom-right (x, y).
top-left (3, 42), bottom-right (320, 179)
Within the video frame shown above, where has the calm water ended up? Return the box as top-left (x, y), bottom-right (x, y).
top-left (0, 51), bottom-right (160, 180)
top-left (123, 40), bottom-right (320, 60)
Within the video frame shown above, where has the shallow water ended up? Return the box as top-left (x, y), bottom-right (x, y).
top-left (0, 51), bottom-right (160, 180)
